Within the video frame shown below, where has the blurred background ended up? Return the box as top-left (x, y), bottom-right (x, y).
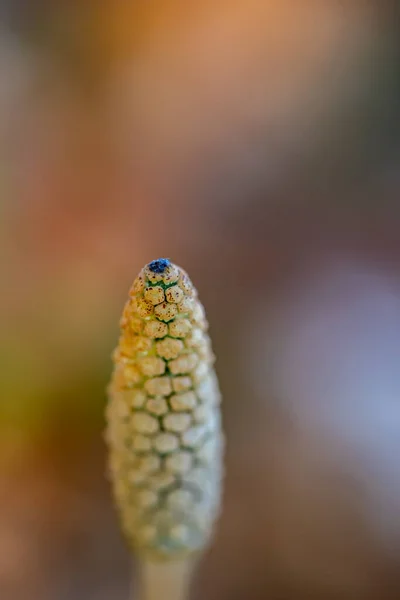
top-left (1, 1), bottom-right (400, 598)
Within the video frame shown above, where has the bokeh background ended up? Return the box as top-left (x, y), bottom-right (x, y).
top-left (1, 1), bottom-right (400, 599)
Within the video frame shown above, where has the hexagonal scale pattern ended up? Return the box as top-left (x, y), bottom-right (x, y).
top-left (106, 260), bottom-right (223, 560)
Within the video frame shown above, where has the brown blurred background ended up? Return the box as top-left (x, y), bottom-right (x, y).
top-left (1, 1), bottom-right (400, 598)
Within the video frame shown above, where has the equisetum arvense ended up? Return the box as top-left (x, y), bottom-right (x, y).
top-left (105, 258), bottom-right (224, 570)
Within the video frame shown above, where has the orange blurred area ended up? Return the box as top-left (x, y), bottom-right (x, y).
top-left (1, 1), bottom-right (400, 598)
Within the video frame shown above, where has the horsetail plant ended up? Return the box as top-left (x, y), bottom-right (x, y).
top-left (105, 259), bottom-right (224, 600)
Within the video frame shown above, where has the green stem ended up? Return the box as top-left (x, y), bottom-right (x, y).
top-left (134, 558), bottom-right (195, 600)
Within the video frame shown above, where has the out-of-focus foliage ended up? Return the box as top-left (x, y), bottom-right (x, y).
top-left (1, 2), bottom-right (400, 599)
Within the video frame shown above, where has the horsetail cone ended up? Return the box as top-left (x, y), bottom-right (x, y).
top-left (106, 259), bottom-right (224, 561)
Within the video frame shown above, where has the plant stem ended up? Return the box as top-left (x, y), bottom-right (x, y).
top-left (133, 558), bottom-right (195, 600)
